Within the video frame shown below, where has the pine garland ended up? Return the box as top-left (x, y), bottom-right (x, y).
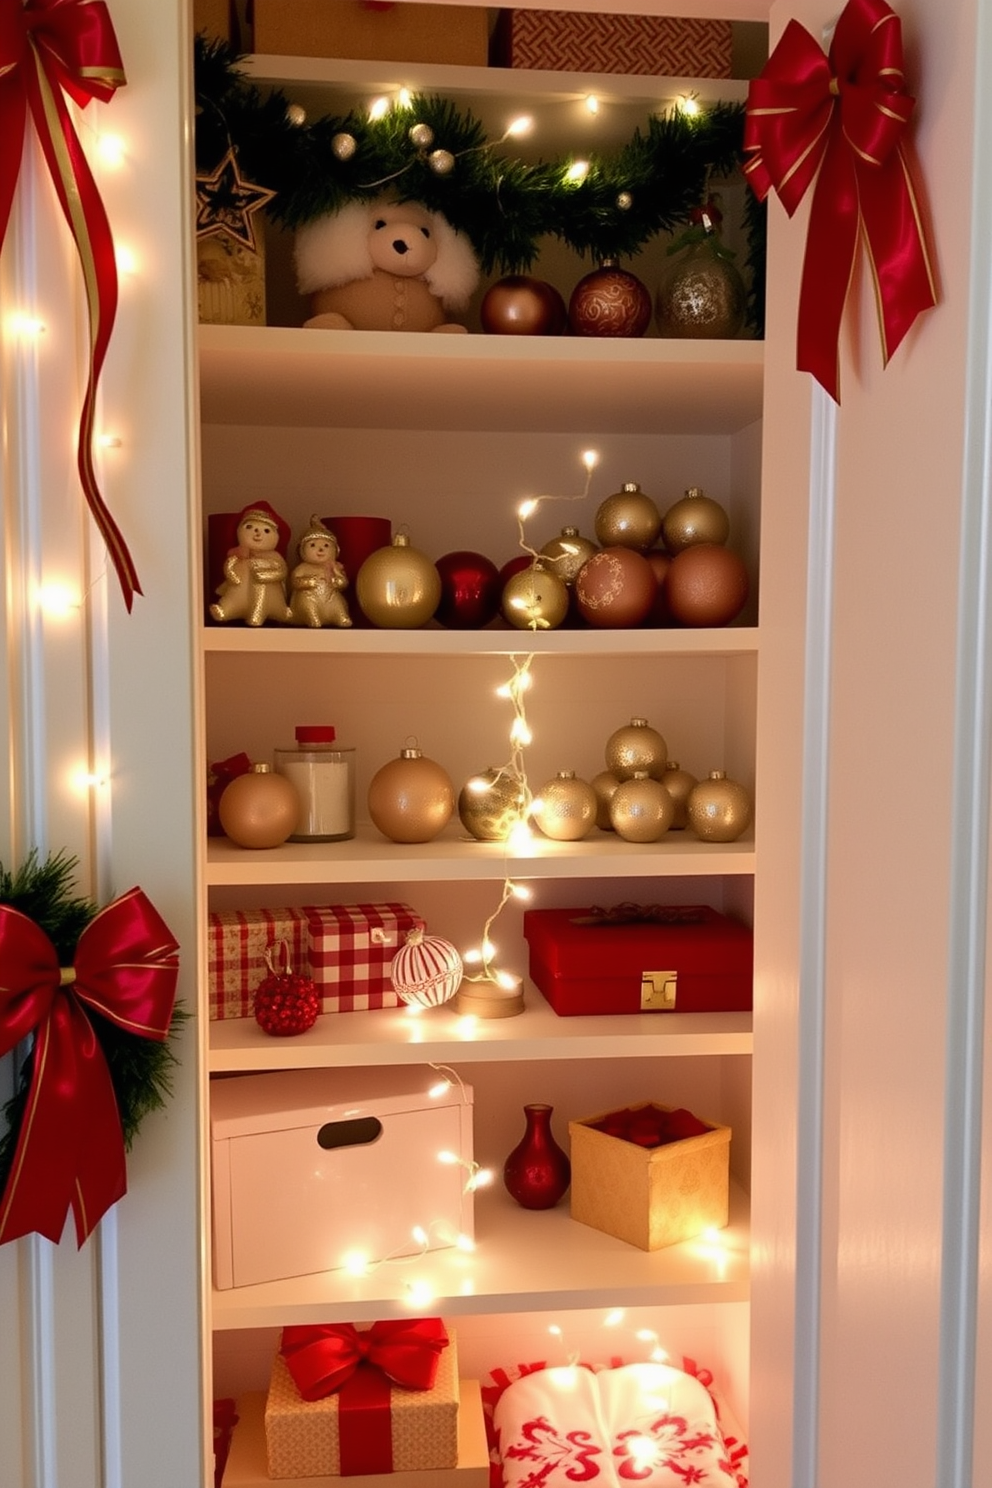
top-left (194, 35), bottom-right (766, 328)
top-left (0, 852), bottom-right (188, 1203)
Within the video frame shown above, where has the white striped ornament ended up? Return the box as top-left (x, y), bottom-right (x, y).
top-left (390, 927), bottom-right (463, 1007)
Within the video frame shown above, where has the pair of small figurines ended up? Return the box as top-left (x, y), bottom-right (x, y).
top-left (209, 503), bottom-right (352, 628)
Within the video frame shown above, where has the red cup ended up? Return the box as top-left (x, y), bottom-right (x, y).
top-left (320, 515), bottom-right (392, 625)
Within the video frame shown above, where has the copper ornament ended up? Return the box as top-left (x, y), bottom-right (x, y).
top-left (367, 746), bottom-right (454, 843)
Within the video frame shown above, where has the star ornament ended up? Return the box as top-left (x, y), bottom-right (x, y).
top-left (195, 149), bottom-right (276, 252)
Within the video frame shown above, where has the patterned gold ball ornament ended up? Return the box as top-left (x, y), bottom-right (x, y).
top-left (609, 771), bottom-right (675, 843)
top-left (331, 132), bottom-right (357, 161)
top-left (687, 770), bottom-right (752, 842)
top-left (501, 562), bottom-right (569, 630)
top-left (409, 122), bottom-right (435, 149)
top-left (356, 532), bottom-right (441, 627)
top-left (661, 760), bottom-right (699, 829)
top-left (594, 482), bottom-right (662, 552)
top-left (532, 771), bottom-right (597, 842)
top-left (590, 769), bottom-right (622, 829)
top-left (661, 487), bottom-right (730, 553)
top-left (655, 239), bottom-right (746, 340)
top-left (539, 527), bottom-right (598, 586)
top-left (429, 148), bottom-right (455, 175)
top-left (458, 766), bottom-right (527, 841)
top-left (367, 746), bottom-right (455, 843)
top-left (604, 717), bottom-right (668, 780)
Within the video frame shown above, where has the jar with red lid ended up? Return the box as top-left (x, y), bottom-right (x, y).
top-left (274, 725), bottom-right (355, 841)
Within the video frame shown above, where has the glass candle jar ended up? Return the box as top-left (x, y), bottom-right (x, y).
top-left (275, 725), bottom-right (355, 842)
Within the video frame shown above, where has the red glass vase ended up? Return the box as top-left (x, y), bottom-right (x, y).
top-left (503, 1103), bottom-right (571, 1209)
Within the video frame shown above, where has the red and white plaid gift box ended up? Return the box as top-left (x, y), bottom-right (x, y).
top-left (208, 908), bottom-right (310, 1020)
top-left (304, 903), bottom-right (425, 1012)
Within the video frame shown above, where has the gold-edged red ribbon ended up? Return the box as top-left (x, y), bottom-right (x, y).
top-left (281, 1319), bottom-right (450, 1475)
top-left (744, 0), bottom-right (937, 402)
top-left (0, 887), bottom-right (179, 1246)
top-left (0, 0), bottom-right (141, 608)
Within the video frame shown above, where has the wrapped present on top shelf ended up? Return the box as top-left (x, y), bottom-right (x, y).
top-left (251, 0), bottom-right (491, 66)
top-left (490, 9), bottom-right (733, 76)
top-left (208, 906), bottom-right (310, 1020)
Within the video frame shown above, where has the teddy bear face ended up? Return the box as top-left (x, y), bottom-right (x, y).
top-left (368, 202), bottom-right (438, 278)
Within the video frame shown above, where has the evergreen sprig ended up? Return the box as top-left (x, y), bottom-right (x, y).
top-left (0, 853), bottom-right (188, 1211)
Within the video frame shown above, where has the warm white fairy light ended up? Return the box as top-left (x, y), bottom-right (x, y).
top-left (585, 94), bottom-right (600, 115)
top-left (516, 448), bottom-right (600, 568)
top-left (97, 433), bottom-right (122, 449)
top-left (627, 1436), bottom-right (663, 1471)
top-left (341, 1249), bottom-right (372, 1276)
top-left (36, 582), bottom-right (81, 618)
top-left (566, 159), bottom-right (590, 183)
top-left (677, 94), bottom-right (701, 118)
top-left (95, 133), bottom-right (126, 168)
top-left (505, 114), bottom-right (533, 139)
top-left (437, 1148), bottom-right (493, 1192)
top-left (603, 1308), bottom-right (626, 1328)
top-left (404, 1278), bottom-right (436, 1308)
top-left (369, 96), bottom-right (390, 120)
top-left (115, 244), bottom-right (138, 275)
top-left (636, 1328), bottom-right (670, 1363)
top-left (7, 313), bottom-right (46, 337)
top-left (398, 87), bottom-right (414, 107)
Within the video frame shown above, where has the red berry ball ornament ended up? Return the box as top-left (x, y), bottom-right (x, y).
top-left (253, 945), bottom-right (320, 1036)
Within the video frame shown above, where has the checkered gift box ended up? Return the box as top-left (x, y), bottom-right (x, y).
top-left (304, 903), bottom-right (425, 1012)
top-left (208, 908), bottom-right (310, 1020)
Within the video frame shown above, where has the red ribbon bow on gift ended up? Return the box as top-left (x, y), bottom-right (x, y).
top-left (281, 1319), bottom-right (450, 1402)
top-left (0, 0), bottom-right (141, 609)
top-left (744, 0), bottom-right (936, 402)
top-left (0, 887), bottom-right (179, 1246)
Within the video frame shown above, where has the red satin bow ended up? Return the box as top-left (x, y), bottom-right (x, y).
top-left (281, 1319), bottom-right (450, 1403)
top-left (0, 0), bottom-right (141, 609)
top-left (744, 0), bottom-right (936, 401)
top-left (0, 887), bottom-right (179, 1246)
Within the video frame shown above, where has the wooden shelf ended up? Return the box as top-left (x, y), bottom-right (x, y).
top-left (203, 624), bottom-right (758, 657)
top-left (198, 326), bottom-right (763, 435)
top-left (210, 1179), bottom-right (749, 1329)
top-left (205, 821), bottom-right (755, 886)
top-left (208, 997), bottom-right (753, 1072)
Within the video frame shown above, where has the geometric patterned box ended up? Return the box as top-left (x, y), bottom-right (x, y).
top-left (569, 1103), bottom-right (731, 1251)
top-left (208, 907), bottom-right (310, 1021)
top-left (303, 903), bottom-right (425, 1013)
top-left (265, 1328), bottom-right (459, 1478)
top-left (490, 10), bottom-right (732, 77)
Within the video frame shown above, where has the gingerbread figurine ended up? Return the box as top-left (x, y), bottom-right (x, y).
top-left (288, 515), bottom-right (353, 629)
top-left (209, 501), bottom-right (293, 626)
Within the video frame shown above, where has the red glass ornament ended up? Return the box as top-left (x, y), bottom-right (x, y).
top-left (481, 275), bottom-right (567, 335)
top-left (497, 554), bottom-right (532, 589)
top-left (568, 263), bottom-right (652, 338)
top-left (503, 1103), bottom-right (571, 1209)
top-left (574, 547), bottom-right (658, 628)
top-left (435, 549), bottom-right (501, 628)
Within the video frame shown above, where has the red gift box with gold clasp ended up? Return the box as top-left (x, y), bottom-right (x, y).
top-left (523, 904), bottom-right (752, 1016)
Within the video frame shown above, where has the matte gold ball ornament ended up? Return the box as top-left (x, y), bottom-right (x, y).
top-left (367, 745), bottom-right (455, 843)
top-left (501, 562), bottom-right (569, 630)
top-left (662, 487), bottom-right (731, 553)
top-left (609, 771), bottom-right (675, 842)
top-left (356, 532), bottom-right (441, 628)
top-left (594, 482), bottom-right (662, 552)
top-left (604, 717), bottom-right (668, 780)
top-left (532, 771), bottom-right (597, 842)
top-left (590, 769), bottom-right (622, 829)
top-left (458, 766), bottom-right (527, 841)
top-left (687, 770), bottom-right (752, 842)
top-left (661, 761), bottom-right (699, 829)
top-left (218, 763), bottom-right (300, 849)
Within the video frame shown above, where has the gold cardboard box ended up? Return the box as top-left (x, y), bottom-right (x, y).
top-left (252, 0), bottom-right (490, 66)
top-left (226, 1379), bottom-right (489, 1487)
top-left (197, 233), bottom-right (267, 328)
top-left (569, 1102), bottom-right (731, 1251)
top-left (265, 1329), bottom-right (460, 1478)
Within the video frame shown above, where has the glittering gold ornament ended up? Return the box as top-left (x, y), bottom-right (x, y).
top-left (661, 487), bottom-right (730, 553)
top-left (458, 766), bottom-right (527, 841)
top-left (616, 191), bottom-right (633, 211)
top-left (687, 770), bottom-right (752, 842)
top-left (539, 526), bottom-right (598, 587)
top-left (429, 148), bottom-right (455, 175)
top-left (355, 532), bottom-right (441, 627)
top-left (331, 132), bottom-right (357, 161)
top-left (501, 563), bottom-right (569, 630)
top-left (609, 772), bottom-right (675, 842)
top-left (655, 240), bottom-right (746, 340)
top-left (409, 122), bottom-right (435, 149)
top-left (285, 103), bottom-right (307, 128)
top-left (590, 769), bottom-right (621, 829)
top-left (367, 746), bottom-right (454, 843)
top-left (532, 771), bottom-right (597, 842)
top-left (218, 764), bottom-right (300, 849)
top-left (594, 482), bottom-right (662, 552)
top-left (661, 761), bottom-right (698, 829)
top-left (605, 717), bottom-right (668, 780)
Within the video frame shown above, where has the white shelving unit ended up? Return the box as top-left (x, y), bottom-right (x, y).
top-left (200, 44), bottom-right (762, 1419)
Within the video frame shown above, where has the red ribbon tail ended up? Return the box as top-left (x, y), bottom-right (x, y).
top-left (24, 46), bottom-right (141, 609)
top-left (859, 145), bottom-right (938, 367)
top-left (796, 132), bottom-right (860, 403)
top-left (0, 998), bottom-right (126, 1246)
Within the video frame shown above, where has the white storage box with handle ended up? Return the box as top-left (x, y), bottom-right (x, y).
top-left (211, 1066), bottom-right (474, 1290)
